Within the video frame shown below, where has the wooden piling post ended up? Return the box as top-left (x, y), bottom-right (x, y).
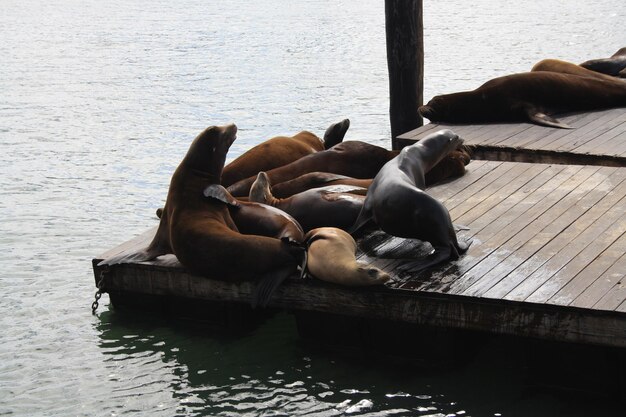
top-left (385, 0), bottom-right (424, 150)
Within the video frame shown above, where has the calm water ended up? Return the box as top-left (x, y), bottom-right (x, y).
top-left (1, 0), bottom-right (625, 415)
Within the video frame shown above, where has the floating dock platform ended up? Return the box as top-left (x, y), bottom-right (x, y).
top-left (93, 108), bottom-right (626, 349)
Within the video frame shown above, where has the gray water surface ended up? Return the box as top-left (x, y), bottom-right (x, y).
top-left (1, 0), bottom-right (625, 415)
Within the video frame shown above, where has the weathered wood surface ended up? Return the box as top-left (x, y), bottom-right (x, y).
top-left (93, 161), bottom-right (626, 347)
top-left (397, 107), bottom-right (626, 166)
top-left (385, 0), bottom-right (424, 149)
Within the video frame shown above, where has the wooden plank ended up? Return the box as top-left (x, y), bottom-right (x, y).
top-left (551, 233), bottom-right (626, 306)
top-left (472, 123), bottom-right (561, 147)
top-left (516, 111), bottom-right (604, 150)
top-left (553, 108), bottom-right (626, 153)
top-left (476, 167), bottom-right (621, 299)
top-left (574, 121), bottom-right (626, 155)
top-left (435, 162), bottom-right (513, 211)
top-left (502, 173), bottom-right (626, 301)
top-left (592, 250), bottom-right (626, 311)
top-left (446, 165), bottom-right (603, 296)
top-left (427, 160), bottom-right (499, 203)
top-left (447, 162), bottom-right (544, 222)
top-left (418, 164), bottom-right (590, 294)
top-left (525, 209), bottom-right (626, 304)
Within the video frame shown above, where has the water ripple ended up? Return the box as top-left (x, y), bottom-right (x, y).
top-left (2, 0), bottom-right (625, 416)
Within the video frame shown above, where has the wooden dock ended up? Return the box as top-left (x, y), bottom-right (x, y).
top-left (93, 107), bottom-right (626, 349)
top-left (398, 108), bottom-right (626, 167)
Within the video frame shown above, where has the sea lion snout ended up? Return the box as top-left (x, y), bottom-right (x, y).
top-left (418, 105), bottom-right (435, 119)
top-left (221, 123), bottom-right (238, 146)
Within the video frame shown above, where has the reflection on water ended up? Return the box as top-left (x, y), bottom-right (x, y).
top-left (1, 0), bottom-right (625, 415)
top-left (94, 311), bottom-right (492, 416)
top-left (95, 311), bottom-right (623, 417)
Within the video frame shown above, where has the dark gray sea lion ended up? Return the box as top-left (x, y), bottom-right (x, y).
top-left (221, 119), bottom-right (350, 187)
top-left (303, 227), bottom-right (390, 286)
top-left (100, 124), bottom-right (304, 306)
top-left (249, 171), bottom-right (366, 232)
top-left (419, 72), bottom-right (626, 129)
top-left (580, 47), bottom-right (626, 78)
top-left (351, 129), bottom-right (471, 273)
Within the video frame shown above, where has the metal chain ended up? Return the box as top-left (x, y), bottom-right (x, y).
top-left (91, 269), bottom-right (107, 315)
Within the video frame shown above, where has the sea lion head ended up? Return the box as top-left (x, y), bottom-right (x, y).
top-left (419, 93), bottom-right (482, 124)
top-left (354, 262), bottom-right (391, 285)
top-left (181, 123), bottom-right (238, 181)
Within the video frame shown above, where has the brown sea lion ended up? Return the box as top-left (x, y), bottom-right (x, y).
top-left (419, 72), bottom-right (626, 129)
top-left (531, 58), bottom-right (621, 82)
top-left (303, 227), bottom-right (390, 286)
top-left (269, 172), bottom-right (373, 198)
top-left (203, 183), bottom-right (304, 241)
top-left (351, 129), bottom-right (471, 273)
top-left (249, 172), bottom-right (366, 232)
top-left (580, 47), bottom-right (626, 78)
top-left (226, 140), bottom-right (398, 197)
top-left (221, 119), bottom-right (350, 187)
top-left (100, 124), bottom-right (305, 306)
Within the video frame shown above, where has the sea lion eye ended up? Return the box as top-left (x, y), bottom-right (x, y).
top-left (367, 268), bottom-right (379, 277)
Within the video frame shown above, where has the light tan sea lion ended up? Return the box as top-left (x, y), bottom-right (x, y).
top-left (304, 227), bottom-right (390, 286)
top-left (531, 58), bottom-right (622, 82)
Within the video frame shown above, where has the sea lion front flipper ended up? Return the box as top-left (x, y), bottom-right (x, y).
top-left (203, 184), bottom-right (241, 207)
top-left (456, 238), bottom-right (473, 254)
top-left (453, 224), bottom-right (470, 232)
top-left (525, 108), bottom-right (573, 129)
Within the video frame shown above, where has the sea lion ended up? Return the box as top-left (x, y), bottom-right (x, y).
top-left (100, 124), bottom-right (304, 306)
top-left (221, 119), bottom-right (350, 187)
top-left (303, 227), bottom-right (390, 286)
top-left (351, 129), bottom-right (471, 273)
top-left (531, 58), bottom-right (622, 82)
top-left (580, 47), bottom-right (626, 78)
top-left (419, 72), bottom-right (626, 129)
top-left (249, 172), bottom-right (366, 232)
top-left (203, 183), bottom-right (304, 242)
top-left (226, 140), bottom-right (398, 197)
top-left (269, 172), bottom-right (373, 198)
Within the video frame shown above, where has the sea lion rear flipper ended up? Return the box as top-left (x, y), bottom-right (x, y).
top-left (97, 247), bottom-right (166, 267)
top-left (322, 118), bottom-right (350, 149)
top-left (525, 108), bottom-right (573, 129)
top-left (396, 246), bottom-right (453, 274)
top-left (203, 184), bottom-right (241, 207)
top-left (347, 206), bottom-right (373, 235)
top-left (251, 265), bottom-right (296, 308)
top-left (453, 224), bottom-right (470, 232)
